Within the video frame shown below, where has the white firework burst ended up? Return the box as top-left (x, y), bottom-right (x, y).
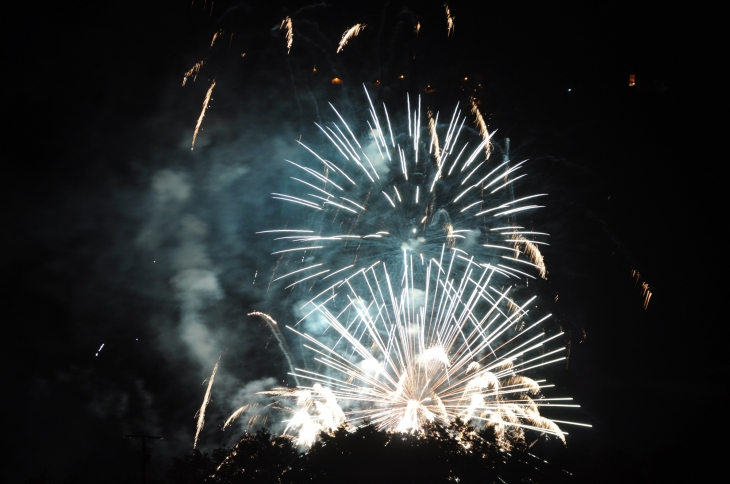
top-left (261, 88), bottom-right (548, 302)
top-left (234, 250), bottom-right (588, 448)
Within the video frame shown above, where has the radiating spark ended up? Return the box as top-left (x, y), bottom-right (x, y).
top-left (445, 5), bottom-right (455, 37)
top-left (182, 58), bottom-right (206, 86)
top-left (191, 79), bottom-right (216, 150)
top-left (194, 356), bottom-right (220, 448)
top-left (280, 16), bottom-right (293, 53)
top-left (337, 24), bottom-right (366, 53)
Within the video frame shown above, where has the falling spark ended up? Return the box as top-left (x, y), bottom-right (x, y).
top-left (95, 343), bottom-right (104, 357)
top-left (337, 24), bottom-right (366, 53)
top-left (222, 403), bottom-right (256, 430)
top-left (280, 16), bottom-right (293, 53)
top-left (182, 58), bottom-right (206, 86)
top-left (248, 312), bottom-right (300, 386)
top-left (641, 282), bottom-right (652, 310)
top-left (191, 79), bottom-right (216, 150)
top-left (445, 223), bottom-right (455, 247)
top-left (631, 269), bottom-right (652, 309)
top-left (445, 5), bottom-right (455, 37)
top-left (471, 97), bottom-right (492, 160)
top-left (428, 109), bottom-right (442, 170)
top-left (210, 29), bottom-right (224, 47)
top-left (515, 236), bottom-right (547, 279)
top-left (194, 356), bottom-right (220, 448)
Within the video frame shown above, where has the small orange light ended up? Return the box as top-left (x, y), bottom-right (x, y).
top-left (331, 77), bottom-right (342, 85)
top-left (399, 75), bottom-right (404, 79)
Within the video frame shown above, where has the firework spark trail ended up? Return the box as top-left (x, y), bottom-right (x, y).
top-left (194, 356), bottom-right (220, 448)
top-left (337, 24), bottom-right (366, 53)
top-left (280, 16), bottom-right (293, 53)
top-left (445, 5), bottom-right (455, 37)
top-left (641, 282), bottom-right (652, 309)
top-left (182, 58), bottom-right (206, 86)
top-left (631, 269), bottom-right (652, 309)
top-left (191, 79), bottom-right (216, 150)
top-left (519, 236), bottom-right (547, 279)
top-left (248, 312), bottom-right (300, 386)
top-left (264, 91), bottom-right (549, 295)
top-left (470, 97), bottom-right (492, 160)
top-left (222, 403), bottom-right (253, 430)
top-left (428, 109), bottom-right (442, 171)
top-left (210, 29), bottom-right (224, 47)
top-left (245, 251), bottom-right (586, 448)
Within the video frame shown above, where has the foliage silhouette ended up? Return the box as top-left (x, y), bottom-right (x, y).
top-left (171, 422), bottom-right (575, 483)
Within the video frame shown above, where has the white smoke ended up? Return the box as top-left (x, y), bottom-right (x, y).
top-left (361, 130), bottom-right (391, 177)
top-left (138, 170), bottom-right (224, 368)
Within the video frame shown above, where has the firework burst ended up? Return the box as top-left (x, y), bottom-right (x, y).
top-left (262, 89), bottom-right (549, 304)
top-left (235, 249), bottom-right (586, 449)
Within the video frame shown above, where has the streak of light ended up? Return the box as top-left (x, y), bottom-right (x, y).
top-left (191, 79), bottom-right (216, 150)
top-left (182, 59), bottom-right (206, 86)
top-left (337, 24), bottom-right (366, 53)
top-left (445, 5), bottom-right (455, 37)
top-left (210, 29), bottom-right (224, 47)
top-left (280, 16), bottom-right (293, 53)
top-left (194, 356), bottom-right (220, 448)
top-left (470, 97), bottom-right (491, 160)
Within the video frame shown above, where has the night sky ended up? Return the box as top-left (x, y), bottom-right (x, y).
top-left (2, 1), bottom-right (704, 482)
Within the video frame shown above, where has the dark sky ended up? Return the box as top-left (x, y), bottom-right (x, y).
top-left (2, 1), bottom-right (704, 482)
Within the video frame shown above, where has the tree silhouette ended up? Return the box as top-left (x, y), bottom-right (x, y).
top-left (171, 421), bottom-right (577, 483)
top-left (208, 429), bottom-right (301, 483)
